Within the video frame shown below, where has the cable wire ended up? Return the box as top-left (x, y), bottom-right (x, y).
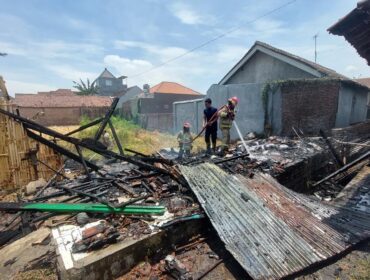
top-left (128, 0), bottom-right (298, 79)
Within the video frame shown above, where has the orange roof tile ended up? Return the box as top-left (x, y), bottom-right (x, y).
top-left (149, 81), bottom-right (201, 95)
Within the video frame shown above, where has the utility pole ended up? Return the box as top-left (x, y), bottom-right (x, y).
top-left (313, 34), bottom-right (318, 63)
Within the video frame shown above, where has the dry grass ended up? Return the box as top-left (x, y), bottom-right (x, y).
top-left (49, 117), bottom-right (206, 156)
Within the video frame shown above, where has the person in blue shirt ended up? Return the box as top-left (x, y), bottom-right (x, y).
top-left (203, 98), bottom-right (218, 154)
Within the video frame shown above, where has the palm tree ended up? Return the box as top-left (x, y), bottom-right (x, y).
top-left (73, 78), bottom-right (99, 95)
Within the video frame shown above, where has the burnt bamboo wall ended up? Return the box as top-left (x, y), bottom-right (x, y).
top-left (0, 101), bottom-right (63, 192)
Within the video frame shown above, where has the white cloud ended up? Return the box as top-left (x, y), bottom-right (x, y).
top-left (345, 65), bottom-right (358, 73)
top-left (114, 40), bottom-right (193, 62)
top-left (104, 55), bottom-right (153, 74)
top-left (105, 40), bottom-right (250, 93)
top-left (46, 64), bottom-right (98, 81)
top-left (169, 2), bottom-right (214, 25)
top-left (6, 80), bottom-right (56, 95)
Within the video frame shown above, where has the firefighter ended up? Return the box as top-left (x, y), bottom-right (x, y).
top-left (218, 96), bottom-right (239, 155)
top-left (177, 122), bottom-right (193, 159)
top-left (203, 98), bottom-right (218, 154)
top-left (102, 130), bottom-right (112, 149)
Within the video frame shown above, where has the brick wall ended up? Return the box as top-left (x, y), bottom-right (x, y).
top-left (17, 106), bottom-right (109, 126)
top-left (280, 80), bottom-right (340, 136)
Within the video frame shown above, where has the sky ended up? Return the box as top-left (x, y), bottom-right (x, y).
top-left (0, 0), bottom-right (370, 96)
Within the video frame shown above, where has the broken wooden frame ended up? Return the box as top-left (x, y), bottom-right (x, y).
top-left (0, 103), bottom-right (174, 179)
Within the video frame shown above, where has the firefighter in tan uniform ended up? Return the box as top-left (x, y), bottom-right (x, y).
top-left (218, 96), bottom-right (239, 155)
top-left (177, 122), bottom-right (193, 159)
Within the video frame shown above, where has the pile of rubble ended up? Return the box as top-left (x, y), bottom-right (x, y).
top-left (1, 159), bottom-right (202, 252)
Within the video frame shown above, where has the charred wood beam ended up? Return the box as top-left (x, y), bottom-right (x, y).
top-left (313, 151), bottom-right (370, 187)
top-left (75, 144), bottom-right (92, 180)
top-left (108, 119), bottom-right (124, 155)
top-left (213, 153), bottom-right (249, 164)
top-left (26, 129), bottom-right (99, 171)
top-left (0, 107), bottom-right (171, 176)
top-left (65, 117), bottom-right (104, 136)
top-left (137, 156), bottom-right (174, 166)
top-left (37, 159), bottom-right (68, 179)
top-left (52, 184), bottom-right (113, 207)
top-left (319, 129), bottom-right (344, 167)
top-left (94, 97), bottom-right (119, 141)
top-left (34, 164), bottom-right (66, 198)
top-left (125, 148), bottom-right (148, 157)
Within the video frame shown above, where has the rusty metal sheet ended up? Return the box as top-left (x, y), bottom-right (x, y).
top-left (179, 163), bottom-right (370, 280)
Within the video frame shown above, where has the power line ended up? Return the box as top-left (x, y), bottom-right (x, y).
top-left (128, 0), bottom-right (298, 79)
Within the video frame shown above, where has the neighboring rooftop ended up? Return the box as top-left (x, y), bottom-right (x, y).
top-left (354, 77), bottom-right (370, 88)
top-left (14, 89), bottom-right (112, 108)
top-left (149, 81), bottom-right (201, 95)
top-left (98, 68), bottom-right (116, 79)
top-left (328, 0), bottom-right (370, 65)
top-left (220, 41), bottom-right (348, 84)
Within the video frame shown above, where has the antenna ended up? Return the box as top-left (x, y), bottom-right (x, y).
top-left (313, 33), bottom-right (318, 63)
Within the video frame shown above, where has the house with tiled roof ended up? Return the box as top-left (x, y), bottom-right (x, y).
top-left (122, 81), bottom-right (202, 132)
top-left (174, 41), bottom-right (369, 137)
top-left (14, 89), bottom-right (112, 126)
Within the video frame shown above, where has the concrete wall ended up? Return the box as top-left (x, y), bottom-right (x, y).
top-left (335, 83), bottom-right (369, 127)
top-left (137, 113), bottom-right (173, 132)
top-left (173, 79), bottom-right (369, 139)
top-left (226, 51), bottom-right (316, 84)
top-left (173, 99), bottom-right (204, 134)
top-left (267, 87), bottom-right (282, 135)
top-left (117, 86), bottom-right (142, 114)
top-left (173, 83), bottom-right (265, 139)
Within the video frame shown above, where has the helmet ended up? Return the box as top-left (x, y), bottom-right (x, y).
top-left (229, 96), bottom-right (239, 105)
top-left (183, 122), bottom-right (191, 128)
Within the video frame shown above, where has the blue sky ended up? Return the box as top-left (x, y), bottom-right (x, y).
top-left (0, 0), bottom-right (369, 96)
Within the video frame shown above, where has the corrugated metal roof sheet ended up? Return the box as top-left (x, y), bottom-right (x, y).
top-left (179, 163), bottom-right (370, 279)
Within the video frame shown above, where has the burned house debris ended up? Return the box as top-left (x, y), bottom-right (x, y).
top-left (0, 92), bottom-right (370, 280)
top-left (2, 2), bottom-right (370, 279)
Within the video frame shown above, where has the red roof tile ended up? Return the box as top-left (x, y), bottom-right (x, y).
top-left (14, 89), bottom-right (112, 108)
top-left (149, 81), bottom-right (201, 95)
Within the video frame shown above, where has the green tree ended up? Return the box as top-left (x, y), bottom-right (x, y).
top-left (73, 78), bottom-right (99, 95)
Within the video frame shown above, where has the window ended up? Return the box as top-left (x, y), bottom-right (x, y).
top-left (105, 79), bottom-right (112, 86)
top-left (95, 80), bottom-right (99, 86)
